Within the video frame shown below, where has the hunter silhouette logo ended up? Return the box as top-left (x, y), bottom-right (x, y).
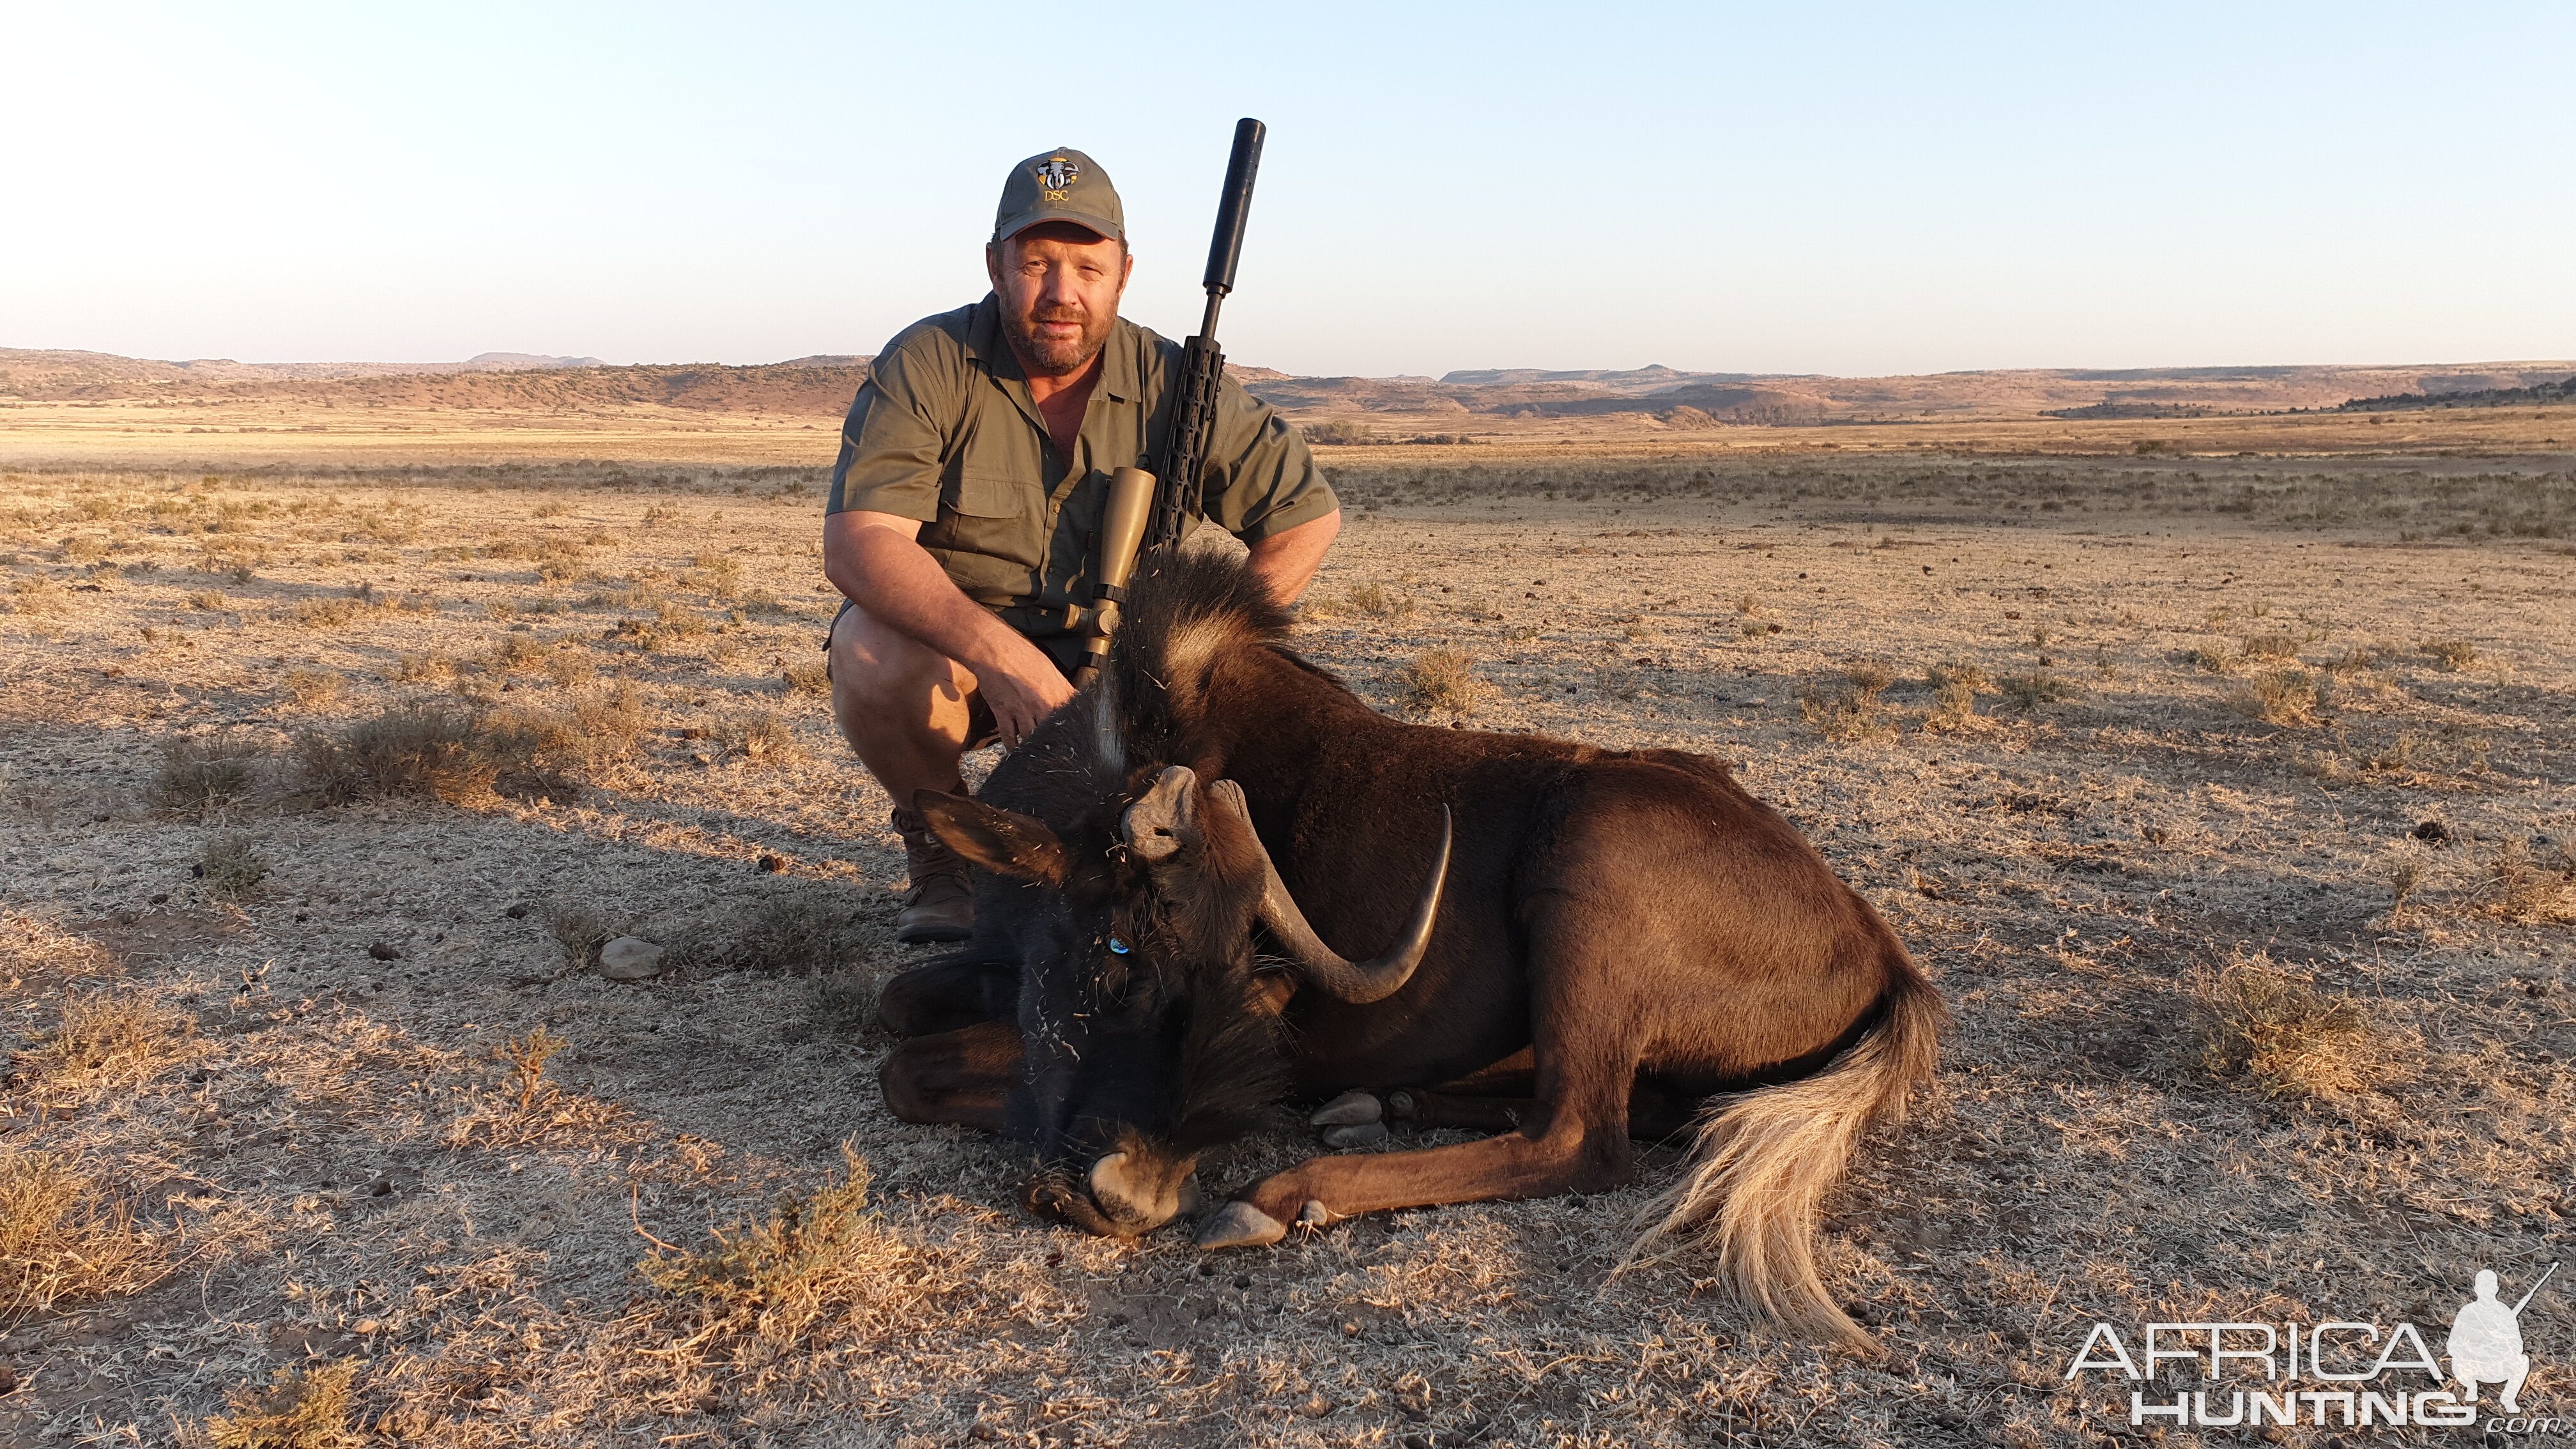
top-left (2063, 1262), bottom-right (2559, 1432)
top-left (2450, 1263), bottom-right (2553, 1414)
top-left (1035, 157), bottom-right (1079, 197)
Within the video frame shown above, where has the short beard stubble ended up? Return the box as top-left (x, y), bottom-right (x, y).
top-left (1001, 301), bottom-right (1114, 379)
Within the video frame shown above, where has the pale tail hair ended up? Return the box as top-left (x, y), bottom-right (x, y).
top-left (1620, 967), bottom-right (1943, 1353)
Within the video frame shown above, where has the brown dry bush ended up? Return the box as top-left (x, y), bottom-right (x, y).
top-left (293, 702), bottom-right (494, 804)
top-left (2421, 636), bottom-right (2479, 671)
top-left (288, 596), bottom-right (361, 629)
top-left (280, 667), bottom-right (340, 709)
top-left (389, 652), bottom-right (452, 683)
top-left (716, 709), bottom-right (800, 766)
top-left (1997, 666), bottom-right (2078, 712)
top-left (17, 990), bottom-right (199, 1098)
top-left (1402, 647), bottom-right (1480, 715)
top-left (2191, 957), bottom-right (2378, 1098)
top-left (2227, 668), bottom-right (2321, 726)
top-left (1798, 661), bottom-right (1897, 741)
top-left (485, 632), bottom-right (548, 673)
top-left (149, 730), bottom-right (275, 816)
top-left (638, 1148), bottom-right (930, 1356)
top-left (1922, 660), bottom-right (1989, 732)
top-left (198, 833), bottom-right (269, 899)
top-left (541, 901), bottom-right (614, 969)
top-left (2474, 841), bottom-right (2576, 924)
top-left (781, 656), bottom-right (831, 694)
top-left (1340, 581), bottom-right (1413, 620)
top-left (185, 589), bottom-right (225, 611)
top-left (0, 1146), bottom-right (167, 1322)
top-left (678, 897), bottom-right (873, 977)
top-left (204, 1358), bottom-right (360, 1449)
top-left (542, 648), bottom-right (597, 688)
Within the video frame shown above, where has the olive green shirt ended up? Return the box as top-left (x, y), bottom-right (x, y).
top-left (827, 297), bottom-right (1337, 617)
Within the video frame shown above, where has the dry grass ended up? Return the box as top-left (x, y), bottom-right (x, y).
top-left (2225, 668), bottom-right (2321, 725)
top-left (714, 708), bottom-right (799, 766)
top-left (1922, 659), bottom-right (1989, 732)
top-left (2189, 956), bottom-right (2380, 1098)
top-left (292, 701), bottom-right (494, 804)
top-left (280, 666), bottom-right (340, 708)
top-left (2474, 839), bottom-right (2576, 924)
top-left (203, 1359), bottom-right (360, 1449)
top-left (1400, 646), bottom-right (1480, 715)
top-left (149, 729), bottom-right (275, 816)
top-left (1798, 661), bottom-right (1898, 741)
top-left (680, 896), bottom-right (873, 978)
top-left (0, 1146), bottom-right (167, 1322)
top-left (781, 655), bottom-right (830, 695)
top-left (540, 901), bottom-right (615, 970)
top-left (2420, 636), bottom-right (2480, 670)
top-left (637, 1147), bottom-right (924, 1354)
top-left (17, 989), bottom-right (198, 1099)
top-left (1995, 666), bottom-right (2077, 711)
top-left (197, 832), bottom-right (269, 898)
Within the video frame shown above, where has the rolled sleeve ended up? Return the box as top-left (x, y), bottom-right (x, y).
top-left (1198, 376), bottom-right (1338, 541)
top-left (826, 337), bottom-right (952, 519)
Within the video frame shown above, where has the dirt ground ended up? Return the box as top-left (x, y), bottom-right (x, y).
top-left (1, 430), bottom-right (2570, 1448)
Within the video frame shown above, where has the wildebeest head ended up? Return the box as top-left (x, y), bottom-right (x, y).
top-left (915, 765), bottom-right (1448, 1238)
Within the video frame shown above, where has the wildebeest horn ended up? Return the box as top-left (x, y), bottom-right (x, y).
top-left (1121, 765), bottom-right (1198, 861)
top-left (1206, 779), bottom-right (1450, 1005)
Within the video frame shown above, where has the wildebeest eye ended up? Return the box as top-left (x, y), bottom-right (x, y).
top-left (1107, 935), bottom-right (1132, 955)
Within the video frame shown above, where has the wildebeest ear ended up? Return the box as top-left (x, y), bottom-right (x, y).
top-left (913, 790), bottom-right (1067, 885)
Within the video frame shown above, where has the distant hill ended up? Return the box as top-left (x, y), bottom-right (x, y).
top-left (7, 347), bottom-right (2574, 425)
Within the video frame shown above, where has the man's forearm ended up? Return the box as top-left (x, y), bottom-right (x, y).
top-left (1244, 508), bottom-right (1340, 604)
top-left (824, 514), bottom-right (1028, 675)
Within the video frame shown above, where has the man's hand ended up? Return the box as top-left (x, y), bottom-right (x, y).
top-left (823, 510), bottom-right (1075, 747)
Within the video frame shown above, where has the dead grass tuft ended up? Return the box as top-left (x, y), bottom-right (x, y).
top-left (715, 709), bottom-right (800, 766)
top-left (18, 990), bottom-right (197, 1098)
top-left (281, 667), bottom-right (340, 709)
top-left (1340, 581), bottom-right (1413, 620)
top-left (542, 901), bottom-right (614, 970)
top-left (1799, 661), bottom-right (1899, 742)
top-left (679, 897), bottom-right (872, 977)
top-left (149, 730), bottom-right (275, 817)
top-left (186, 589), bottom-right (226, 611)
top-left (2226, 668), bottom-right (2321, 726)
top-left (2474, 841), bottom-right (2576, 924)
top-left (639, 1147), bottom-right (925, 1353)
top-left (204, 1358), bottom-right (361, 1449)
top-left (2420, 636), bottom-right (2479, 671)
top-left (781, 656), bottom-right (831, 695)
top-left (1401, 647), bottom-right (1480, 715)
top-left (198, 833), bottom-right (269, 898)
top-left (293, 702), bottom-right (494, 804)
top-left (1997, 667), bottom-right (2078, 711)
top-left (2191, 956), bottom-right (2378, 1098)
top-left (1922, 660), bottom-right (1990, 732)
top-left (0, 1145), bottom-right (167, 1322)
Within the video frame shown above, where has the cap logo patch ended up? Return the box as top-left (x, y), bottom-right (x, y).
top-left (1034, 156), bottom-right (1079, 201)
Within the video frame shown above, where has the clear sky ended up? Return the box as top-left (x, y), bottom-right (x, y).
top-left (7, 2), bottom-right (2570, 378)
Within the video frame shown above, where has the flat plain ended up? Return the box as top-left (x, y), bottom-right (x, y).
top-left (1, 404), bottom-right (2572, 1448)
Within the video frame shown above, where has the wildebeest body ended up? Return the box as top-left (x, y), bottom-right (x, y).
top-left (880, 548), bottom-right (1942, 1347)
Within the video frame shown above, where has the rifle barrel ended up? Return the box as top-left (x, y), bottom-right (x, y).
top-left (1202, 118), bottom-right (1266, 296)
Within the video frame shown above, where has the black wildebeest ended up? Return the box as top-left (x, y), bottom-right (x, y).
top-left (877, 549), bottom-right (1943, 1346)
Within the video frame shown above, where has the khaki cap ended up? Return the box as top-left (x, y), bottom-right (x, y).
top-left (993, 148), bottom-right (1125, 245)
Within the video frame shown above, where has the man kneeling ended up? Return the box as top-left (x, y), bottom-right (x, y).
top-left (821, 146), bottom-right (1338, 942)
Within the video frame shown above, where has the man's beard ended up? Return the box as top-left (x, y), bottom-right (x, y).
top-left (1002, 303), bottom-right (1112, 378)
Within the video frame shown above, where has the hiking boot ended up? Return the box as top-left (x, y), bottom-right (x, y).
top-left (892, 805), bottom-right (974, 944)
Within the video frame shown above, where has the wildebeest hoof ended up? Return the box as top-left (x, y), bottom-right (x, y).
top-left (1319, 1121), bottom-right (1388, 1149)
top-left (1294, 1200), bottom-right (1333, 1228)
top-left (1308, 1090), bottom-right (1381, 1127)
top-left (1176, 1172), bottom-right (1206, 1220)
top-left (1087, 1151), bottom-right (1197, 1235)
top-left (1193, 1201), bottom-right (1288, 1249)
top-left (1384, 1089), bottom-right (1416, 1120)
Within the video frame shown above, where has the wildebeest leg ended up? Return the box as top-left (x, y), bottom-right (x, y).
top-left (878, 1020), bottom-right (1020, 1130)
top-left (1394, 1074), bottom-right (1698, 1140)
top-left (877, 957), bottom-right (1017, 1038)
top-left (1205, 956), bottom-right (1643, 1244)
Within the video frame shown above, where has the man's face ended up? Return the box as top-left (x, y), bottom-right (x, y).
top-left (987, 222), bottom-right (1133, 379)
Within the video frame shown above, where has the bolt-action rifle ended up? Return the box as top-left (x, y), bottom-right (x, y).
top-left (1071, 118), bottom-right (1266, 689)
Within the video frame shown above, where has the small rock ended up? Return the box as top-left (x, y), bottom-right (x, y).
top-left (756, 854), bottom-right (786, 873)
top-left (0, 1364), bottom-right (16, 1394)
top-left (367, 942), bottom-right (401, 961)
top-left (503, 903), bottom-right (531, 919)
top-left (596, 936), bottom-right (666, 981)
top-left (150, 893), bottom-right (169, 904)
top-left (1320, 1121), bottom-right (1388, 1149)
top-left (2412, 820), bottom-right (2452, 844)
top-left (969, 1427), bottom-right (1003, 1443)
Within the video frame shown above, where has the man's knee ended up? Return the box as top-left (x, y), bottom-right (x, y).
top-left (830, 606), bottom-right (967, 717)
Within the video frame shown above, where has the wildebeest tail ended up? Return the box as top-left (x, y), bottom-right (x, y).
top-left (1621, 957), bottom-right (1943, 1353)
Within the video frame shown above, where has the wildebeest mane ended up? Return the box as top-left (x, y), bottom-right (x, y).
top-left (1104, 545), bottom-right (1322, 774)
